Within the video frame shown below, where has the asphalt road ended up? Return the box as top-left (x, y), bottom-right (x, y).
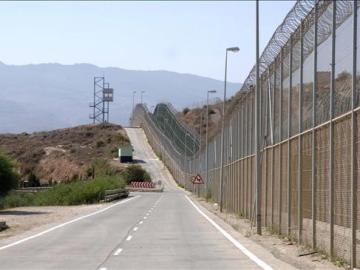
top-left (0, 128), bottom-right (295, 270)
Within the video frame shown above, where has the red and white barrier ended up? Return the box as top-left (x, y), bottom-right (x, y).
top-left (130, 181), bottom-right (155, 188)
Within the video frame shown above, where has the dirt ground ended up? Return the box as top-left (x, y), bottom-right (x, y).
top-left (189, 193), bottom-right (344, 270)
top-left (0, 203), bottom-right (107, 242)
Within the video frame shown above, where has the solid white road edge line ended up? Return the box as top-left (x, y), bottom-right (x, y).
top-left (184, 195), bottom-right (273, 270)
top-left (0, 196), bottom-right (140, 251)
top-left (114, 248), bottom-right (123, 256)
top-left (126, 235), bottom-right (132, 241)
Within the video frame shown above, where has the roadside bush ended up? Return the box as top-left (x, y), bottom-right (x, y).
top-left (182, 107), bottom-right (190, 115)
top-left (0, 152), bottom-right (19, 194)
top-left (33, 176), bottom-right (124, 205)
top-left (92, 158), bottom-right (115, 177)
top-left (123, 165), bottom-right (151, 184)
top-left (28, 172), bottom-right (40, 187)
top-left (0, 176), bottom-right (126, 209)
top-left (96, 140), bottom-right (105, 148)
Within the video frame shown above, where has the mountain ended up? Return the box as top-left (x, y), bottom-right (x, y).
top-left (0, 62), bottom-right (241, 133)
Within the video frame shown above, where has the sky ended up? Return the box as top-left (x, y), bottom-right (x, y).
top-left (0, 1), bottom-right (295, 83)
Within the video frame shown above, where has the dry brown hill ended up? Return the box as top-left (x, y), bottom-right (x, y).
top-left (178, 91), bottom-right (247, 146)
top-left (0, 123), bottom-right (130, 185)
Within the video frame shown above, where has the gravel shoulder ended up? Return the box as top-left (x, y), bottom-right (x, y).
top-left (0, 203), bottom-right (109, 245)
top-left (188, 193), bottom-right (343, 270)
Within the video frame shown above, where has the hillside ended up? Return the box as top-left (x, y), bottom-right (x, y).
top-left (178, 90), bottom-right (248, 144)
top-left (0, 123), bottom-right (129, 185)
top-left (0, 62), bottom-right (241, 133)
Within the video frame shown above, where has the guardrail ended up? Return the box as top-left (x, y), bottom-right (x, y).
top-left (103, 188), bottom-right (129, 202)
top-left (15, 187), bottom-right (53, 194)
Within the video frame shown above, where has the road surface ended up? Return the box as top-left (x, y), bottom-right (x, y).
top-left (0, 128), bottom-right (295, 270)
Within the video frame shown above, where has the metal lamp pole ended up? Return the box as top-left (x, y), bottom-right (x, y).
top-left (132, 91), bottom-right (136, 126)
top-left (219, 47), bottom-right (239, 213)
top-left (141, 91), bottom-right (145, 104)
top-left (206, 90), bottom-right (217, 197)
top-left (184, 132), bottom-right (191, 190)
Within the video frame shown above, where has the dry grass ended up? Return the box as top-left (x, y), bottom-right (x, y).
top-left (0, 123), bottom-right (130, 184)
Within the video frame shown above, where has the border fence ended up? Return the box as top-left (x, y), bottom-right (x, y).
top-left (133, 0), bottom-right (360, 267)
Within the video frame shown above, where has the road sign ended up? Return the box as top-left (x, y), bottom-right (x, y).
top-left (192, 174), bottom-right (204, 184)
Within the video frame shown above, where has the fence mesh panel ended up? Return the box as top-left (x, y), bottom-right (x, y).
top-left (132, 0), bottom-right (360, 266)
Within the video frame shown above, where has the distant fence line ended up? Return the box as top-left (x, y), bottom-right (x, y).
top-left (133, 0), bottom-right (360, 267)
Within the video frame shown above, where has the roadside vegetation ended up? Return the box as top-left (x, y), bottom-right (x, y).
top-left (0, 152), bottom-right (19, 195)
top-left (0, 155), bottom-right (151, 209)
top-left (123, 164), bottom-right (151, 184)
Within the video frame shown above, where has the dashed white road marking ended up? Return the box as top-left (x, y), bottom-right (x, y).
top-left (133, 227), bottom-right (138, 231)
top-left (0, 196), bottom-right (140, 251)
top-left (114, 248), bottom-right (123, 256)
top-left (146, 213), bottom-right (150, 216)
top-left (139, 221), bottom-right (143, 225)
top-left (99, 267), bottom-right (107, 270)
top-left (126, 235), bottom-right (133, 241)
top-left (185, 195), bottom-right (273, 270)
top-left (144, 216), bottom-right (147, 219)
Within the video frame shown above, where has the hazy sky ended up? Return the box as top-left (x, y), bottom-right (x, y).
top-left (0, 1), bottom-right (295, 83)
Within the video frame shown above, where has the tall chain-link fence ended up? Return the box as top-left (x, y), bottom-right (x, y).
top-left (133, 0), bottom-right (360, 267)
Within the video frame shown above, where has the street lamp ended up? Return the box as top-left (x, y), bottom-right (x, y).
top-left (131, 91), bottom-right (136, 126)
top-left (184, 132), bottom-right (191, 190)
top-left (141, 91), bottom-right (145, 104)
top-left (206, 90), bottom-right (217, 197)
top-left (219, 47), bottom-right (239, 213)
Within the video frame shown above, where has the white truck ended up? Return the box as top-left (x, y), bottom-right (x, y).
top-left (118, 145), bottom-right (133, 163)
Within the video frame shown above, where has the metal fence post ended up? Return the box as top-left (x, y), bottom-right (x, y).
top-left (312, 0), bottom-right (318, 251)
top-left (329, 0), bottom-right (336, 260)
top-left (288, 34), bottom-right (293, 237)
top-left (271, 68), bottom-right (276, 229)
top-left (298, 22), bottom-right (304, 244)
top-left (255, 0), bottom-right (262, 235)
top-left (279, 49), bottom-right (284, 234)
top-left (351, 0), bottom-right (358, 267)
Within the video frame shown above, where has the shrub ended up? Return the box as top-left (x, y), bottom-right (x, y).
top-left (96, 140), bottom-right (105, 148)
top-left (0, 152), bottom-right (19, 194)
top-left (182, 107), bottom-right (190, 115)
top-left (0, 176), bottom-right (125, 209)
top-left (123, 165), bottom-right (151, 184)
top-left (28, 172), bottom-right (40, 187)
top-left (92, 159), bottom-right (114, 177)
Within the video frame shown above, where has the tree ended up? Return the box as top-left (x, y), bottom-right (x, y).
top-left (0, 152), bottom-right (19, 194)
top-left (123, 165), bottom-right (151, 184)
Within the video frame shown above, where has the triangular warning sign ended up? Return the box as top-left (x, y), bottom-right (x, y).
top-left (192, 174), bottom-right (204, 184)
